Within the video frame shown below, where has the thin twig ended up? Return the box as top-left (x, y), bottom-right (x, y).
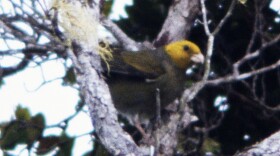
top-left (206, 60), bottom-right (280, 85)
top-left (182, 0), bottom-right (236, 103)
top-left (200, 0), bottom-right (211, 36)
top-left (212, 0), bottom-right (237, 35)
top-left (233, 33), bottom-right (280, 76)
top-left (24, 77), bottom-right (63, 92)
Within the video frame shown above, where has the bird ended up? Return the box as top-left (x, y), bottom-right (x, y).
top-left (104, 40), bottom-right (204, 126)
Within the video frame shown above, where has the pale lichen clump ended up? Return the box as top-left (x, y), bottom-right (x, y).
top-left (49, 0), bottom-right (112, 63)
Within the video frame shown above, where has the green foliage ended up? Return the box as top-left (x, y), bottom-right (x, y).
top-left (63, 67), bottom-right (77, 85)
top-left (15, 105), bottom-right (31, 121)
top-left (0, 107), bottom-right (45, 150)
top-left (0, 103), bottom-right (79, 155)
top-left (0, 121), bottom-right (22, 149)
top-left (202, 138), bottom-right (221, 155)
top-left (37, 136), bottom-right (61, 155)
top-left (55, 133), bottom-right (74, 156)
top-left (36, 133), bottom-right (74, 156)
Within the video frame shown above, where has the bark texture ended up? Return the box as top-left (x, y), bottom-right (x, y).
top-left (236, 130), bottom-right (280, 156)
top-left (65, 0), bottom-right (146, 155)
top-left (154, 0), bottom-right (200, 47)
top-left (69, 45), bottom-right (144, 155)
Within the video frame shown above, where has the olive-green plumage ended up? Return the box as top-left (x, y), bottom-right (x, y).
top-left (104, 40), bottom-right (204, 124)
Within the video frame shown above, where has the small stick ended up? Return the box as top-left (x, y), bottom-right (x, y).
top-left (156, 88), bottom-right (161, 125)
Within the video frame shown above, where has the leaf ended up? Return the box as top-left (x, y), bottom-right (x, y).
top-left (15, 105), bottom-right (31, 121)
top-left (37, 133), bottom-right (75, 155)
top-left (56, 133), bottom-right (74, 156)
top-left (0, 121), bottom-right (21, 150)
top-left (36, 136), bottom-right (61, 155)
top-left (63, 67), bottom-right (76, 85)
top-left (0, 113), bottom-right (46, 150)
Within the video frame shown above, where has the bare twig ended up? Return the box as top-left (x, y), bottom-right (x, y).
top-left (212, 0), bottom-right (237, 35)
top-left (207, 60), bottom-right (280, 85)
top-left (233, 34), bottom-right (280, 75)
top-left (181, 0), bottom-right (237, 104)
top-left (181, 35), bottom-right (214, 103)
top-left (156, 88), bottom-right (161, 123)
top-left (200, 0), bottom-right (211, 36)
top-left (0, 0), bottom-right (66, 79)
top-left (47, 105), bottom-right (84, 129)
top-left (24, 77), bottom-right (63, 92)
top-left (245, 0), bottom-right (261, 54)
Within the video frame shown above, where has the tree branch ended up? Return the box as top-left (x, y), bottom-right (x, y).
top-left (235, 130), bottom-right (280, 155)
top-left (153, 0), bottom-right (200, 47)
top-left (212, 0), bottom-right (237, 35)
top-left (206, 59), bottom-right (280, 85)
top-left (0, 54), bottom-right (32, 77)
top-left (233, 34), bottom-right (280, 75)
top-left (181, 35), bottom-right (214, 103)
top-left (181, 0), bottom-right (236, 103)
top-left (100, 17), bottom-right (140, 51)
top-left (207, 33), bottom-right (280, 86)
top-left (59, 0), bottom-right (146, 155)
top-left (148, 1), bottom-right (236, 154)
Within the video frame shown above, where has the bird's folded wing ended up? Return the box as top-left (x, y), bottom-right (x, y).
top-left (102, 49), bottom-right (165, 79)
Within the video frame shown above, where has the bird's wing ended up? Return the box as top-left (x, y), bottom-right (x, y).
top-left (103, 49), bottom-right (165, 79)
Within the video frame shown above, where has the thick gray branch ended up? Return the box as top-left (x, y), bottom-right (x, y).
top-left (235, 130), bottom-right (280, 156)
top-left (68, 47), bottom-right (144, 155)
top-left (64, 0), bottom-right (146, 155)
top-left (153, 0), bottom-right (200, 47)
top-left (101, 17), bottom-right (140, 51)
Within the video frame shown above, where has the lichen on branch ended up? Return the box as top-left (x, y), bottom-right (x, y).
top-left (50, 0), bottom-right (112, 62)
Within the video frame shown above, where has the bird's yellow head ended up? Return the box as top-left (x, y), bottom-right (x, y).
top-left (164, 40), bottom-right (204, 69)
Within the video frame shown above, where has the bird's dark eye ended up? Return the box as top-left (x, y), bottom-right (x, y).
top-left (183, 45), bottom-right (189, 51)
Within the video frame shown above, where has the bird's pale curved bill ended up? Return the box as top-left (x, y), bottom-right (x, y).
top-left (191, 53), bottom-right (204, 64)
